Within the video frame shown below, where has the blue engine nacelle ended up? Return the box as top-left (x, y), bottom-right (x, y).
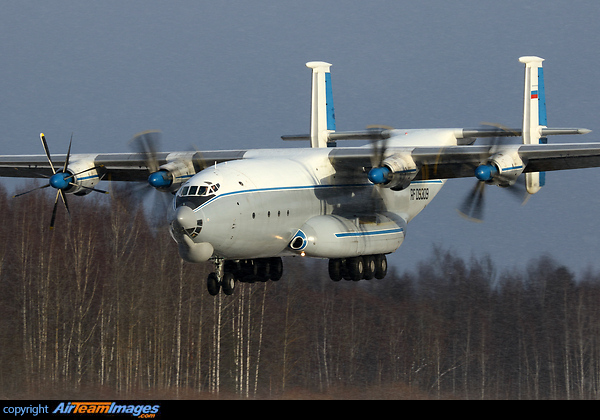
top-left (475, 148), bottom-right (524, 187)
top-left (289, 213), bottom-right (407, 258)
top-left (55, 159), bottom-right (102, 196)
top-left (368, 153), bottom-right (417, 191)
top-left (148, 153), bottom-right (199, 192)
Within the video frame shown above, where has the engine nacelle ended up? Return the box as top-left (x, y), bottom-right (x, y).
top-left (149, 153), bottom-right (197, 192)
top-left (60, 159), bottom-right (102, 196)
top-left (476, 148), bottom-right (524, 187)
top-left (289, 213), bottom-right (406, 258)
top-left (368, 153), bottom-right (417, 191)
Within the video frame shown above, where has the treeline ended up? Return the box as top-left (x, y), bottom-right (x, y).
top-left (1, 183), bottom-right (600, 399)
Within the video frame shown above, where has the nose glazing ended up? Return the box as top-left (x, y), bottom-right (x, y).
top-left (171, 205), bottom-right (204, 239)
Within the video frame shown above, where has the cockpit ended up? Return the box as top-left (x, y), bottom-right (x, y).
top-left (175, 182), bottom-right (221, 210)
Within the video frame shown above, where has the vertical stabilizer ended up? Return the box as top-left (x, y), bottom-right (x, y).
top-left (519, 56), bottom-right (547, 194)
top-left (306, 61), bottom-right (336, 148)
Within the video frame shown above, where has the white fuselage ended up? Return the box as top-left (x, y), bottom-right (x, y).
top-left (169, 130), bottom-right (455, 262)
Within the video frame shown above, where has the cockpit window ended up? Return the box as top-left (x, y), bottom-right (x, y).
top-left (176, 183), bottom-right (221, 209)
top-left (178, 183), bottom-right (220, 197)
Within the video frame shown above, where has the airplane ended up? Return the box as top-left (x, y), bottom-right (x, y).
top-left (1, 56), bottom-right (599, 296)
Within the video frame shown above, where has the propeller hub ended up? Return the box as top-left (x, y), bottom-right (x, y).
top-left (368, 166), bottom-right (391, 184)
top-left (49, 172), bottom-right (71, 190)
top-left (148, 170), bottom-right (172, 189)
top-left (475, 164), bottom-right (498, 182)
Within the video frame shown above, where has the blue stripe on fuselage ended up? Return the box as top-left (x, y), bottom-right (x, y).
top-left (334, 228), bottom-right (404, 238)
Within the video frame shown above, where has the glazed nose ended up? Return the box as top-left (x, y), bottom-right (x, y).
top-left (175, 205), bottom-right (196, 230)
top-left (171, 206), bottom-right (204, 239)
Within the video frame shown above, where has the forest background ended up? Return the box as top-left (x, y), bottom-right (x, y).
top-left (1, 183), bottom-right (599, 400)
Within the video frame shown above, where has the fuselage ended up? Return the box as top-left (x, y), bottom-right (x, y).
top-left (169, 129), bottom-right (456, 262)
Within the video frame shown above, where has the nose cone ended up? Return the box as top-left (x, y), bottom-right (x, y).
top-left (174, 205), bottom-right (197, 230)
top-left (170, 206), bottom-right (213, 263)
top-left (170, 205), bottom-right (207, 242)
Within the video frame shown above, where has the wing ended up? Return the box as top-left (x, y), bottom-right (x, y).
top-left (328, 142), bottom-right (600, 182)
top-left (413, 143), bottom-right (600, 180)
top-left (0, 150), bottom-right (247, 182)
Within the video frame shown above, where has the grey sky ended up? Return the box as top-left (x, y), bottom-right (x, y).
top-left (1, 1), bottom-right (599, 276)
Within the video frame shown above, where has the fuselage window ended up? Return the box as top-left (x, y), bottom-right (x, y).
top-left (189, 185), bottom-right (198, 196)
top-left (180, 186), bottom-right (190, 196)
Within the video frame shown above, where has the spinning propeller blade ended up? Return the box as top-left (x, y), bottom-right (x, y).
top-left (128, 130), bottom-right (173, 221)
top-left (130, 130), bottom-right (161, 173)
top-left (457, 123), bottom-right (528, 222)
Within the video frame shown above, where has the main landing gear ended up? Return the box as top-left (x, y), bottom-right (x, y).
top-left (328, 254), bottom-right (388, 282)
top-left (207, 257), bottom-right (283, 296)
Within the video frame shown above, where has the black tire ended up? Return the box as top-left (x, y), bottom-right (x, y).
top-left (207, 272), bottom-right (220, 296)
top-left (341, 258), bottom-right (352, 281)
top-left (241, 260), bottom-right (259, 283)
top-left (375, 254), bottom-right (387, 279)
top-left (269, 257), bottom-right (283, 281)
top-left (222, 272), bottom-right (236, 295)
top-left (328, 259), bottom-right (343, 281)
top-left (257, 258), bottom-right (270, 280)
top-left (363, 255), bottom-right (375, 280)
top-left (348, 256), bottom-right (364, 281)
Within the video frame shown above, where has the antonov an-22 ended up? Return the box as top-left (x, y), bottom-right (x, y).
top-left (1, 56), bottom-right (598, 295)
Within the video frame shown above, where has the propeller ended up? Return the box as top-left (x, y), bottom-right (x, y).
top-left (366, 126), bottom-right (393, 185)
top-left (129, 130), bottom-right (171, 189)
top-left (457, 123), bottom-right (528, 222)
top-left (128, 130), bottom-right (183, 226)
top-left (13, 133), bottom-right (108, 229)
top-left (130, 129), bottom-right (210, 188)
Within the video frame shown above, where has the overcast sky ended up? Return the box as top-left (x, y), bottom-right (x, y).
top-left (1, 0), bottom-right (599, 278)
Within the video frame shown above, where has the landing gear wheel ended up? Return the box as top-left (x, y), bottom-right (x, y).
top-left (328, 259), bottom-right (342, 281)
top-left (207, 272), bottom-right (220, 296)
top-left (348, 256), bottom-right (364, 281)
top-left (363, 255), bottom-right (375, 280)
top-left (222, 272), bottom-right (236, 295)
top-left (375, 254), bottom-right (387, 279)
top-left (269, 257), bottom-right (283, 281)
top-left (257, 259), bottom-right (271, 281)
